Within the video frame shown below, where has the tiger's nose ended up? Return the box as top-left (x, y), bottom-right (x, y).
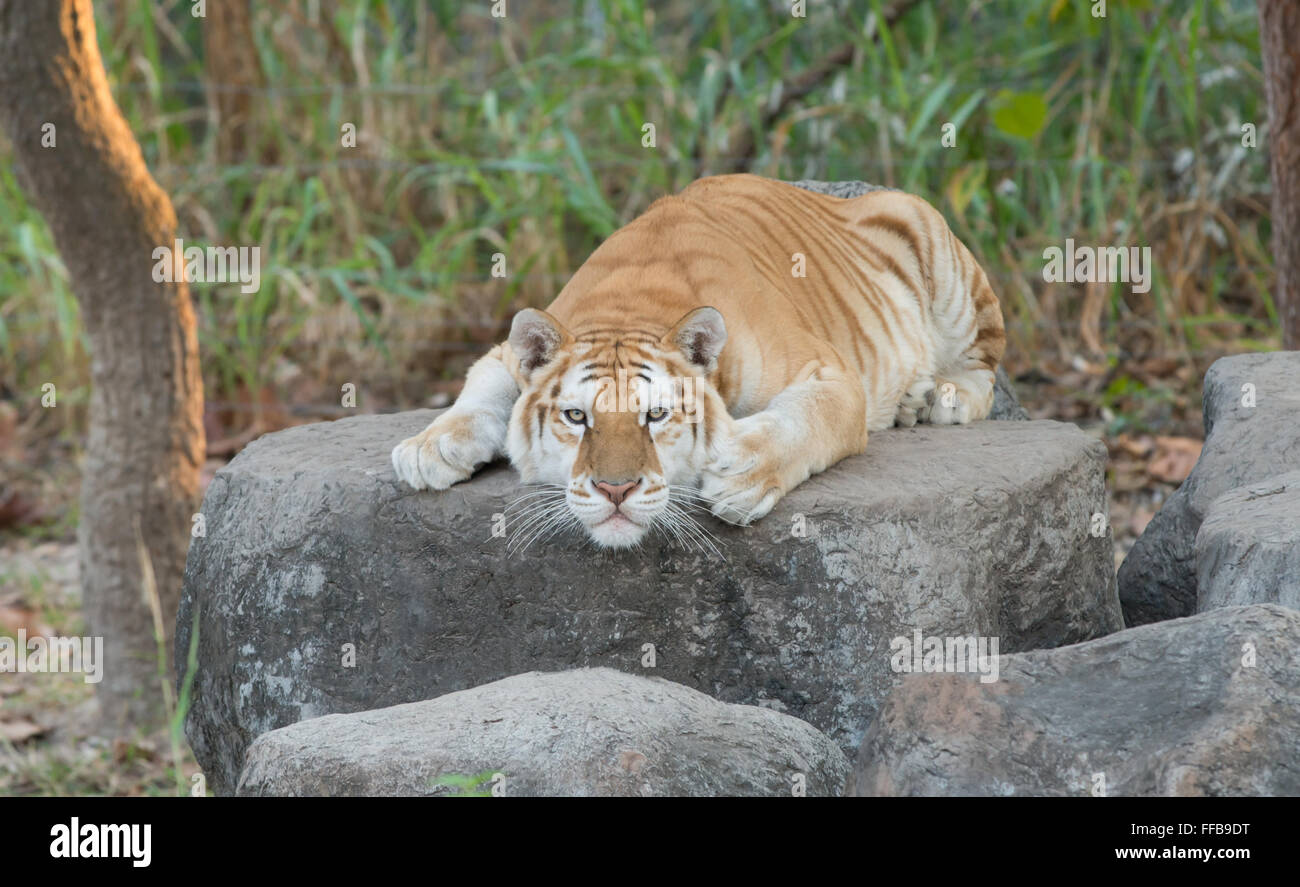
top-left (594, 479), bottom-right (640, 505)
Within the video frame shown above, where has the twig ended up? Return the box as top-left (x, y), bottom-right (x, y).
top-left (710, 0), bottom-right (920, 175)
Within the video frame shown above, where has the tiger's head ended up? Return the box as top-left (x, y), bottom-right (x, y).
top-left (504, 306), bottom-right (731, 550)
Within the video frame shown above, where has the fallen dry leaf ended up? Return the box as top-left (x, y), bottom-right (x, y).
top-left (112, 738), bottom-right (158, 765)
top-left (1130, 508), bottom-right (1156, 537)
top-left (0, 602), bottom-right (37, 636)
top-left (1109, 460), bottom-right (1151, 493)
top-left (1112, 433), bottom-right (1156, 460)
top-left (0, 402), bottom-right (19, 460)
top-left (1147, 435), bottom-right (1203, 484)
top-left (0, 717), bottom-right (48, 744)
top-left (0, 487), bottom-right (44, 531)
top-left (1133, 357), bottom-right (1184, 384)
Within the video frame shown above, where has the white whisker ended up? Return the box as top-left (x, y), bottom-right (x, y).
top-left (517, 509), bottom-right (579, 555)
top-left (507, 494), bottom-right (567, 527)
top-left (503, 485), bottom-right (568, 512)
top-left (652, 507), bottom-right (692, 550)
top-left (507, 500), bottom-right (569, 554)
top-left (664, 497), bottom-right (725, 559)
top-left (510, 501), bottom-right (575, 554)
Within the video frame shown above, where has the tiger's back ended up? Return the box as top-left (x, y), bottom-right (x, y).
top-left (546, 173), bottom-right (1005, 433)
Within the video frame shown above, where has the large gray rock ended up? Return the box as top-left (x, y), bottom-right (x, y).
top-left (850, 604), bottom-right (1300, 796)
top-left (180, 411), bottom-right (1120, 794)
top-left (1196, 471), bottom-right (1300, 612)
top-left (236, 667), bottom-right (849, 797)
top-left (989, 366), bottom-right (1030, 421)
top-left (1118, 352), bottom-right (1300, 625)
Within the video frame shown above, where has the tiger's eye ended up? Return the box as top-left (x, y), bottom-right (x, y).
top-left (563, 408), bottom-right (587, 425)
top-left (646, 407), bottom-right (669, 422)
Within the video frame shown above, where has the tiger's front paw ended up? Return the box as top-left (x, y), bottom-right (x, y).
top-left (391, 412), bottom-right (499, 491)
top-left (700, 418), bottom-right (793, 526)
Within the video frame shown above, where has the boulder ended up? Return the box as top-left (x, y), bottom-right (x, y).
top-left (236, 667), bottom-right (849, 797)
top-left (989, 366), bottom-right (1030, 421)
top-left (849, 604), bottom-right (1300, 796)
top-left (788, 178), bottom-right (896, 200)
top-left (1117, 352), bottom-right (1300, 625)
top-left (179, 410), bottom-right (1120, 794)
top-left (1196, 470), bottom-right (1300, 612)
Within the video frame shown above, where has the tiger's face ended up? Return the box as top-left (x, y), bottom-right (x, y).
top-left (504, 306), bottom-right (730, 550)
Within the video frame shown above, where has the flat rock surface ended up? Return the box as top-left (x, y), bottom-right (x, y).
top-left (237, 667), bottom-right (850, 797)
top-left (1196, 470), bottom-right (1300, 612)
top-left (180, 411), bottom-right (1120, 793)
top-left (850, 604), bottom-right (1300, 796)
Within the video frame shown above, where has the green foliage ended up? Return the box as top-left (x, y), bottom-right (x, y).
top-left (0, 0), bottom-right (1275, 427)
top-left (430, 770), bottom-right (500, 797)
top-left (990, 90), bottom-right (1049, 141)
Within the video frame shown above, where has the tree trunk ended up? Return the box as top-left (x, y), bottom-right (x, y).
top-left (0, 0), bottom-right (204, 731)
top-left (1259, 0), bottom-right (1300, 350)
top-left (204, 0), bottom-right (265, 164)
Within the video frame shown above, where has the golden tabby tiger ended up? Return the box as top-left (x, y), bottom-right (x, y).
top-left (392, 174), bottom-right (1004, 549)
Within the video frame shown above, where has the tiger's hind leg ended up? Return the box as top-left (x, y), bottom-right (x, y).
top-left (914, 225), bottom-right (1004, 426)
top-left (893, 377), bottom-right (935, 428)
top-left (915, 367), bottom-right (995, 425)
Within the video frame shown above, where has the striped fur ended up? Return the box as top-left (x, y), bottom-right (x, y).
top-left (392, 174), bottom-right (1005, 549)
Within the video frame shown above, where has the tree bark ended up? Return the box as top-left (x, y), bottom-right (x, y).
top-left (0, 0), bottom-right (204, 731)
top-left (204, 0), bottom-right (265, 163)
top-left (1259, 0), bottom-right (1300, 350)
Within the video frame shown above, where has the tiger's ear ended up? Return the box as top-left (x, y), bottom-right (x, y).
top-left (508, 308), bottom-right (572, 377)
top-left (664, 307), bottom-right (727, 373)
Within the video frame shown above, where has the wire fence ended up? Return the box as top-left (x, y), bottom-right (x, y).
top-left (116, 65), bottom-right (1257, 97)
top-left (131, 140), bottom-right (1267, 173)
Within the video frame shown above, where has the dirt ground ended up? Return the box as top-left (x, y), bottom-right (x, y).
top-left (0, 540), bottom-right (203, 795)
